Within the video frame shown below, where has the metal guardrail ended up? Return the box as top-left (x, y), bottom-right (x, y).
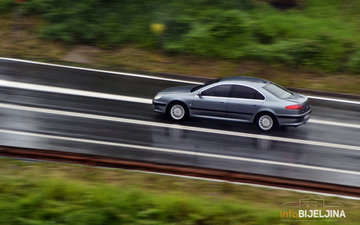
top-left (0, 146), bottom-right (359, 198)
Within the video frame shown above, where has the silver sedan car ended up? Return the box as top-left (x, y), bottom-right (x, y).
top-left (152, 76), bottom-right (312, 131)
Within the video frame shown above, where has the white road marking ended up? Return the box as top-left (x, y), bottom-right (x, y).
top-left (0, 79), bottom-right (359, 129)
top-left (1, 57), bottom-right (360, 105)
top-left (0, 102), bottom-right (360, 151)
top-left (310, 119), bottom-right (360, 129)
top-left (1, 128), bottom-right (360, 176)
top-left (0, 58), bottom-right (201, 85)
top-left (0, 79), bottom-right (152, 104)
top-left (308, 96), bottom-right (360, 105)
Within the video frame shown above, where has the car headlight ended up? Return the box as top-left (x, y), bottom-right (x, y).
top-left (154, 94), bottom-right (163, 100)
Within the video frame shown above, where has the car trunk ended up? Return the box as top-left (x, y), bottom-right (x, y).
top-left (285, 93), bottom-right (311, 114)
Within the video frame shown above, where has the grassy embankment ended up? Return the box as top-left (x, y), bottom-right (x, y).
top-left (0, 0), bottom-right (360, 94)
top-left (0, 158), bottom-right (359, 225)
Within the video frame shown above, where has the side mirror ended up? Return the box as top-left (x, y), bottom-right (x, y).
top-left (196, 92), bottom-right (202, 98)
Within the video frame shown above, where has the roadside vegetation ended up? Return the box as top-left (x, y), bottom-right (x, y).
top-left (4, 0), bottom-right (360, 73)
top-left (0, 158), bottom-right (359, 225)
top-left (0, 0), bottom-right (360, 94)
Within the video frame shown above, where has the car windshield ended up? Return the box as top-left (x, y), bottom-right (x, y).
top-left (191, 79), bottom-right (220, 92)
top-left (263, 83), bottom-right (293, 99)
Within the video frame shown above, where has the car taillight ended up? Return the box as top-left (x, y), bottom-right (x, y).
top-left (285, 105), bottom-right (304, 110)
top-left (309, 99), bottom-right (311, 105)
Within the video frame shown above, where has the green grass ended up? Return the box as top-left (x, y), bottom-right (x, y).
top-left (2, 0), bottom-right (359, 73)
top-left (0, 158), bottom-right (359, 224)
top-left (1, 1), bottom-right (360, 95)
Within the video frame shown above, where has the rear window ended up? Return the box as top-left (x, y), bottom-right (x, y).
top-left (263, 83), bottom-right (292, 99)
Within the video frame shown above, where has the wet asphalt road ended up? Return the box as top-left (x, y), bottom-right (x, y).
top-left (0, 59), bottom-right (359, 187)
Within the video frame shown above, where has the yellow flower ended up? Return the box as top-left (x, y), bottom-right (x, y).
top-left (150, 23), bottom-right (166, 35)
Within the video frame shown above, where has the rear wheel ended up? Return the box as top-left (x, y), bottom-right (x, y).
top-left (256, 113), bottom-right (276, 132)
top-left (167, 102), bottom-right (188, 121)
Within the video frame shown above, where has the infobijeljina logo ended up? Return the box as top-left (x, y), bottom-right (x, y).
top-left (281, 195), bottom-right (346, 221)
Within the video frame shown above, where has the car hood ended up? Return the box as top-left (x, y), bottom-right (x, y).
top-left (160, 85), bottom-right (196, 94)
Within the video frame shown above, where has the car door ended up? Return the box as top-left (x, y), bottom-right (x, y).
top-left (191, 84), bottom-right (232, 118)
top-left (226, 85), bottom-right (265, 122)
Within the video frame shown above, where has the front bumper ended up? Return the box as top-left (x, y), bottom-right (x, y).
top-left (277, 109), bottom-right (312, 127)
top-left (152, 100), bottom-right (167, 114)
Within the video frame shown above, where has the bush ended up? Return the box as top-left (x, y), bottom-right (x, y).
top-left (246, 40), bottom-right (323, 67)
top-left (165, 9), bottom-right (251, 58)
top-left (2, 0), bottom-right (360, 73)
top-left (0, 0), bottom-right (13, 14)
top-left (347, 50), bottom-right (360, 74)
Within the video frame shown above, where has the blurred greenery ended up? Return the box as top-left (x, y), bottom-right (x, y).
top-left (2, 0), bottom-right (360, 73)
top-left (0, 158), bottom-right (359, 224)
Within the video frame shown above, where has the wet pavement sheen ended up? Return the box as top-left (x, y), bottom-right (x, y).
top-left (0, 59), bottom-right (359, 187)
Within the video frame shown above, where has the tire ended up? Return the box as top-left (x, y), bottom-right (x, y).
top-left (167, 102), bottom-right (188, 121)
top-left (256, 113), bottom-right (277, 132)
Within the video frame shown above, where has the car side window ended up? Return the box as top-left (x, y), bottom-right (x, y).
top-left (201, 85), bottom-right (232, 97)
top-left (230, 85), bottom-right (265, 100)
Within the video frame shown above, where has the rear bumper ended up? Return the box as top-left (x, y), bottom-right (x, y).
top-left (277, 109), bottom-right (312, 127)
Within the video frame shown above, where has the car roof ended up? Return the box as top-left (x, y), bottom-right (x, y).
top-left (219, 76), bottom-right (268, 84)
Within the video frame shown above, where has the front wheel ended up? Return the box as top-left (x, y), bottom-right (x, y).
top-left (167, 102), bottom-right (188, 121)
top-left (256, 113), bottom-right (276, 132)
